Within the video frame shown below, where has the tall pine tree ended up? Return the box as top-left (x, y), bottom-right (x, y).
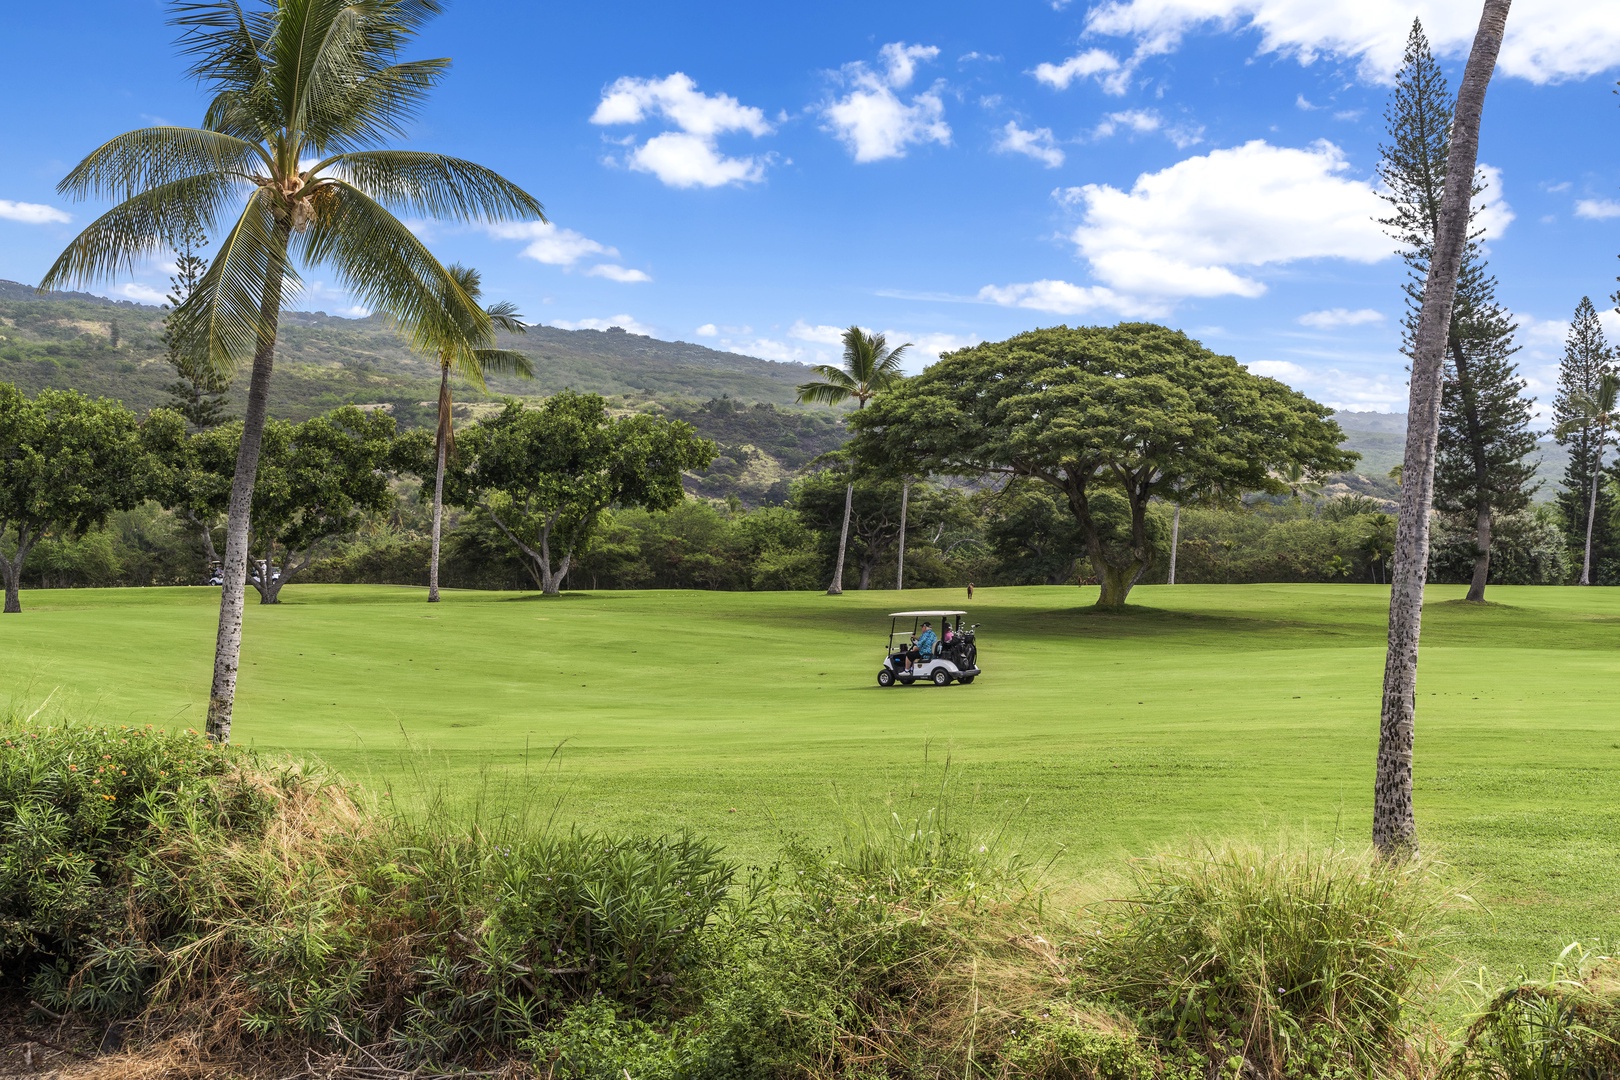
top-left (1554, 296), bottom-right (1617, 583)
top-left (1378, 18), bottom-right (1537, 602)
top-left (160, 217), bottom-right (230, 431)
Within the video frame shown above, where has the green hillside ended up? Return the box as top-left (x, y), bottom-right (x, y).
top-left (0, 280), bottom-right (845, 504)
top-left (1333, 410), bottom-right (1567, 501)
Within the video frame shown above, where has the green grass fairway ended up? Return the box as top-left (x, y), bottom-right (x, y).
top-left (4, 582), bottom-right (1618, 986)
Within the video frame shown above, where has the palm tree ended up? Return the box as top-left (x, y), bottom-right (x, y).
top-left (1555, 372), bottom-right (1620, 586)
top-left (422, 264), bottom-right (531, 603)
top-left (796, 327), bottom-right (909, 595)
top-left (41, 0), bottom-right (543, 743)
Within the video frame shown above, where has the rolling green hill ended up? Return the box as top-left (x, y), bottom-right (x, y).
top-left (1333, 410), bottom-right (1567, 501)
top-left (0, 280), bottom-right (845, 504)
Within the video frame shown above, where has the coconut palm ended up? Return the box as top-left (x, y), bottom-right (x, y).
top-left (1555, 372), bottom-right (1620, 586)
top-left (40, 0), bottom-right (543, 743)
top-left (423, 264), bottom-right (531, 603)
top-left (796, 327), bottom-right (909, 595)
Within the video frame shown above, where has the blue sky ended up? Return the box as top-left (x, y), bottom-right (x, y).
top-left (3, 0), bottom-right (1620, 413)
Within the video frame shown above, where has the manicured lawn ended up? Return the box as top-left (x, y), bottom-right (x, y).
top-left (4, 581), bottom-right (1618, 989)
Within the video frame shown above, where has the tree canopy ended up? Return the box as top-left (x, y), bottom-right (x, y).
top-left (851, 323), bottom-right (1353, 608)
top-left (447, 393), bottom-right (715, 595)
top-left (0, 386), bottom-right (147, 612)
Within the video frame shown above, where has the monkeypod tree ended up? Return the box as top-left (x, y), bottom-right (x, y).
top-left (448, 393), bottom-right (714, 595)
top-left (241, 406), bottom-right (399, 603)
top-left (851, 324), bottom-right (1352, 610)
top-left (0, 386), bottom-right (146, 613)
top-left (141, 407), bottom-right (237, 566)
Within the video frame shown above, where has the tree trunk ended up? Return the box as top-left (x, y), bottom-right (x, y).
top-left (1, 525), bottom-right (33, 613)
top-left (1466, 503), bottom-right (1492, 601)
top-left (858, 553), bottom-right (874, 591)
top-left (1375, 0), bottom-right (1511, 860)
top-left (1581, 445), bottom-right (1602, 585)
top-left (182, 509), bottom-right (219, 566)
top-left (828, 481), bottom-right (853, 595)
top-left (1168, 504), bottom-right (1180, 585)
top-left (896, 477), bottom-right (910, 591)
top-left (206, 224), bottom-right (290, 744)
top-left (1096, 561), bottom-right (1134, 611)
top-left (429, 364), bottom-right (450, 603)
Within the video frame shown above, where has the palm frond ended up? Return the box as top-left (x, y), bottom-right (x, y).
top-left (56, 127), bottom-right (264, 203)
top-left (170, 189), bottom-right (300, 381)
top-left (296, 178), bottom-right (488, 356)
top-left (485, 300), bottom-right (526, 336)
top-left (40, 172), bottom-right (242, 290)
top-left (471, 348), bottom-right (534, 380)
top-left (170, 0), bottom-right (275, 97)
top-left (322, 150), bottom-right (544, 222)
top-left (796, 375), bottom-right (855, 407)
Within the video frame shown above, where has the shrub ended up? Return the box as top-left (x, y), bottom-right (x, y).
top-left (1081, 843), bottom-right (1438, 1079)
top-left (1443, 947), bottom-right (1620, 1079)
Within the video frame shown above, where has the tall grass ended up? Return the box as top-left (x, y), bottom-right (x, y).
top-left (1081, 841), bottom-right (1441, 1078)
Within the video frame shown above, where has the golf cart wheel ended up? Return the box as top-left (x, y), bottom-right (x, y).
top-left (932, 669), bottom-right (952, 686)
top-left (958, 675), bottom-right (975, 684)
top-left (878, 668), bottom-right (895, 687)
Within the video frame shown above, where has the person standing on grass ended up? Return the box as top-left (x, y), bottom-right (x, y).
top-left (967, 582), bottom-right (974, 600)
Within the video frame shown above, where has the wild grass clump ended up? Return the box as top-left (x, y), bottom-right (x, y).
top-left (1080, 842), bottom-right (1440, 1079)
top-left (1443, 946), bottom-right (1620, 1079)
top-left (0, 712), bottom-right (733, 1069)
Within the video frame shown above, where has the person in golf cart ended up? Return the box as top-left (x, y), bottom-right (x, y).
top-left (904, 621), bottom-right (937, 671)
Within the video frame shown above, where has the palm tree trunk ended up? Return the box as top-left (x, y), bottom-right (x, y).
top-left (429, 364), bottom-right (450, 603)
top-left (206, 225), bottom-right (290, 744)
top-left (896, 477), bottom-right (910, 591)
top-left (1581, 444), bottom-right (1602, 585)
top-left (1168, 504), bottom-right (1180, 585)
top-left (1375, 0), bottom-right (1510, 859)
top-left (829, 481), bottom-right (853, 596)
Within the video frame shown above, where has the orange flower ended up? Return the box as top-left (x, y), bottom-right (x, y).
top-left (69, 764), bottom-right (77, 772)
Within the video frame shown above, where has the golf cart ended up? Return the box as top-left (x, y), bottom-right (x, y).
top-left (878, 610), bottom-right (981, 687)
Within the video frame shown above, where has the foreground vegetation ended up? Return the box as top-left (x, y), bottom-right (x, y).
top-left (4, 715), bottom-right (1618, 1078)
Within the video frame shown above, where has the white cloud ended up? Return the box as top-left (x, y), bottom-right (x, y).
top-left (1575, 198), bottom-right (1620, 220)
top-left (823, 43), bottom-right (951, 162)
top-left (694, 323), bottom-right (719, 338)
top-left (1091, 108), bottom-right (1204, 147)
top-left (1472, 163), bottom-right (1515, 241)
top-left (584, 263), bottom-right (652, 283)
top-left (1059, 139), bottom-right (1390, 302)
top-left (591, 73), bottom-right (773, 188)
top-left (1299, 307), bottom-right (1384, 329)
top-left (488, 221), bottom-right (614, 266)
top-left (790, 320), bottom-right (845, 345)
top-left (628, 131), bottom-right (768, 188)
top-left (995, 121), bottom-right (1065, 167)
top-left (548, 314), bottom-right (658, 336)
top-left (0, 199), bottom-right (70, 225)
top-left (1247, 359), bottom-right (1309, 380)
top-left (977, 279), bottom-right (1163, 319)
top-left (1083, 0), bottom-right (1620, 85)
top-left (1032, 48), bottom-right (1128, 93)
top-left (98, 282), bottom-right (167, 305)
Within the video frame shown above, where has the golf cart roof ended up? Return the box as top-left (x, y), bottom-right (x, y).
top-left (888, 610), bottom-right (967, 618)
